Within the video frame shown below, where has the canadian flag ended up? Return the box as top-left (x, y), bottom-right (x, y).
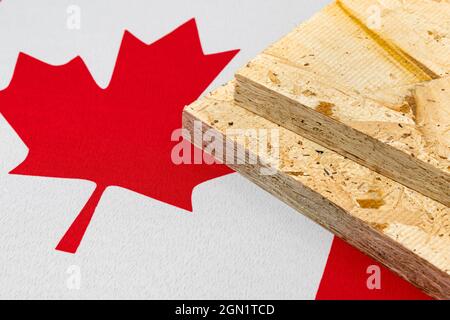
top-left (0, 0), bottom-right (430, 299)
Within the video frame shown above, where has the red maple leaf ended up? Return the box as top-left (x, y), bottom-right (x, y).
top-left (0, 19), bottom-right (237, 254)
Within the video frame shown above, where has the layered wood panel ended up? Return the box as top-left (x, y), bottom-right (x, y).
top-left (234, 1), bottom-right (450, 206)
top-left (183, 83), bottom-right (450, 299)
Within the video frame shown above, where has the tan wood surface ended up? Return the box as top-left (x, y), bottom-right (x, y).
top-left (340, 0), bottom-right (450, 78)
top-left (234, 1), bottom-right (450, 207)
top-left (183, 82), bottom-right (450, 299)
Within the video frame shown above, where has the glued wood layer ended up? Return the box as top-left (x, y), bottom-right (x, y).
top-left (235, 1), bottom-right (450, 207)
top-left (183, 83), bottom-right (450, 299)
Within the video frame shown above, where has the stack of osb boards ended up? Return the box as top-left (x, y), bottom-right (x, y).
top-left (183, 0), bottom-right (450, 299)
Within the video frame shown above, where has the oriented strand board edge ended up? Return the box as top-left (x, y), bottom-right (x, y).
top-left (234, 73), bottom-right (450, 207)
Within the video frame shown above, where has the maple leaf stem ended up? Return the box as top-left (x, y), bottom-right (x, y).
top-left (55, 184), bottom-right (107, 254)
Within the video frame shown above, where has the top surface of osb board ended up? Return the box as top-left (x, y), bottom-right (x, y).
top-left (235, 1), bottom-right (450, 206)
top-left (341, 0), bottom-right (450, 78)
top-left (183, 82), bottom-right (450, 299)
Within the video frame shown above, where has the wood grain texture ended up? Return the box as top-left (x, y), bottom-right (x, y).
top-left (183, 82), bottom-right (450, 299)
top-left (340, 0), bottom-right (450, 78)
top-left (234, 1), bottom-right (450, 207)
